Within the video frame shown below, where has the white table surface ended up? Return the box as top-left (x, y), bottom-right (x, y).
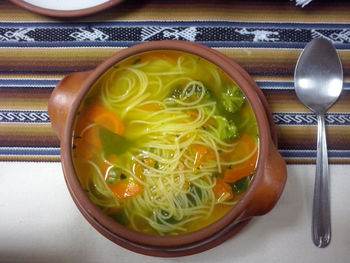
top-left (1, 163), bottom-right (349, 263)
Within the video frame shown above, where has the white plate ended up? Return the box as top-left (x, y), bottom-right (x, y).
top-left (10, 0), bottom-right (124, 17)
top-left (23, 0), bottom-right (110, 11)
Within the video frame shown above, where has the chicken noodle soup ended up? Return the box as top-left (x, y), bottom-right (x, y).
top-left (72, 51), bottom-right (259, 235)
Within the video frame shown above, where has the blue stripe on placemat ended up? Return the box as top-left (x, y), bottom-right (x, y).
top-left (257, 81), bottom-right (350, 91)
top-left (273, 113), bottom-right (350, 126)
top-left (0, 147), bottom-right (60, 156)
top-left (0, 79), bottom-right (59, 87)
top-left (0, 111), bottom-right (50, 123)
top-left (257, 81), bottom-right (295, 90)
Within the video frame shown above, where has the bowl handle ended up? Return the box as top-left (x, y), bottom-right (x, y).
top-left (244, 139), bottom-right (287, 217)
top-left (48, 71), bottom-right (91, 140)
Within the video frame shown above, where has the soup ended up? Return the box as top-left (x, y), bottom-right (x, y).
top-left (72, 51), bottom-right (259, 236)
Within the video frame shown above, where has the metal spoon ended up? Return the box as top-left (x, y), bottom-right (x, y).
top-left (294, 38), bottom-right (343, 248)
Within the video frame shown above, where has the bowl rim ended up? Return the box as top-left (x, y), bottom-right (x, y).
top-left (60, 40), bottom-right (272, 248)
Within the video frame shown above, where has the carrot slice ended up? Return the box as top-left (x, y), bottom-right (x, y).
top-left (223, 134), bottom-right (258, 183)
top-left (192, 145), bottom-right (215, 168)
top-left (109, 181), bottom-right (143, 200)
top-left (224, 152), bottom-right (257, 183)
top-left (193, 145), bottom-right (208, 168)
top-left (213, 178), bottom-right (234, 202)
top-left (73, 106), bottom-right (123, 159)
top-left (88, 106), bottom-right (124, 135)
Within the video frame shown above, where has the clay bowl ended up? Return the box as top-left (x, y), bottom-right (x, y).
top-left (48, 40), bottom-right (287, 257)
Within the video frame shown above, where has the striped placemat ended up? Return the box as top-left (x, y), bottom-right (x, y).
top-left (0, 0), bottom-right (349, 164)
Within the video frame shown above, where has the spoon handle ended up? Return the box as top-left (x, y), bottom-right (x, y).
top-left (312, 114), bottom-right (331, 248)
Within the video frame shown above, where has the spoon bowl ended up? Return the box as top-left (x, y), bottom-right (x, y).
top-left (294, 38), bottom-right (343, 248)
top-left (295, 38), bottom-right (343, 113)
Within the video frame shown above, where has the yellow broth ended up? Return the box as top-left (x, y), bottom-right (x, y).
top-left (72, 50), bottom-right (259, 235)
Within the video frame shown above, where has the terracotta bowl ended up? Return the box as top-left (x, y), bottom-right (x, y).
top-left (48, 40), bottom-right (287, 257)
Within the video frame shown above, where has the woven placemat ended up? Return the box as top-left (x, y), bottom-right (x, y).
top-left (0, 0), bottom-right (349, 163)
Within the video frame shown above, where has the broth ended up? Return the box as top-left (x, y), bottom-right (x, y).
top-left (72, 50), bottom-right (259, 236)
